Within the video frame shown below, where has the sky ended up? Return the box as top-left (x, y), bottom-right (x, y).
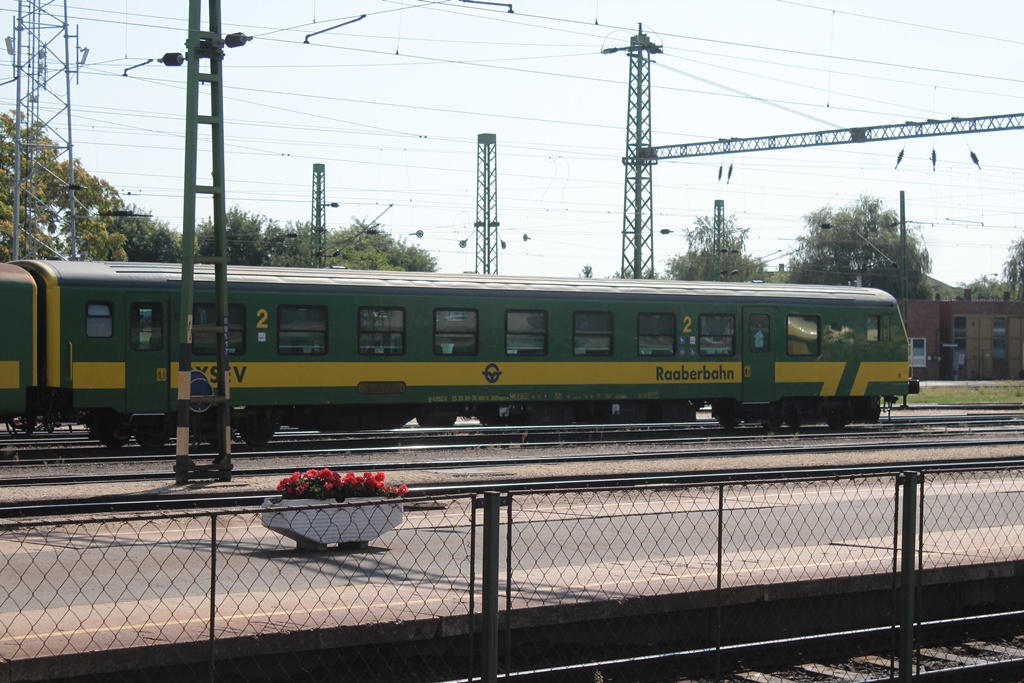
top-left (3, 0), bottom-right (1023, 285)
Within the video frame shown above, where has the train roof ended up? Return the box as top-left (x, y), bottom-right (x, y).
top-left (12, 260), bottom-right (899, 308)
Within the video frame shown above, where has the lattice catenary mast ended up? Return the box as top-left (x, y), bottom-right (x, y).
top-left (9, 0), bottom-right (86, 260)
top-left (603, 25), bottom-right (661, 279)
top-left (475, 133), bottom-right (499, 274)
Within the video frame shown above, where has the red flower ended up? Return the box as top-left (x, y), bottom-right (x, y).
top-left (275, 467), bottom-right (407, 500)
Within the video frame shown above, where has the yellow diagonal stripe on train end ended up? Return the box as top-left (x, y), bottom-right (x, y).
top-left (851, 362), bottom-right (908, 395)
top-left (775, 362), bottom-right (846, 396)
top-left (0, 361), bottom-right (19, 389)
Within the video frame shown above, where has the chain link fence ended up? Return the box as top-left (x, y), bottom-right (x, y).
top-left (3, 467), bottom-right (1024, 682)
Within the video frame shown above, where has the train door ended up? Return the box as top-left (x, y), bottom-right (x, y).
top-left (124, 295), bottom-right (171, 413)
top-left (742, 307), bottom-right (775, 403)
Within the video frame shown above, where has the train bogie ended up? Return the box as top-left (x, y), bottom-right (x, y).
top-left (2, 260), bottom-right (916, 446)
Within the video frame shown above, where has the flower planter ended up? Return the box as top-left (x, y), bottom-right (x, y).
top-left (261, 497), bottom-right (404, 551)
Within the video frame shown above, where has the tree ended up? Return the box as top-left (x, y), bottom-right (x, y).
top-left (324, 219), bottom-right (437, 272)
top-left (1004, 236), bottom-right (1024, 301)
top-left (664, 213), bottom-right (764, 281)
top-left (196, 206), bottom-right (273, 266)
top-left (0, 111), bottom-right (127, 261)
top-left (580, 265), bottom-right (594, 278)
top-left (264, 220), bottom-right (311, 267)
top-left (116, 205), bottom-right (181, 263)
top-left (788, 195), bottom-right (932, 300)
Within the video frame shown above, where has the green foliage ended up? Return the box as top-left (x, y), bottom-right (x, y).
top-left (664, 213), bottom-right (765, 281)
top-left (1003, 235), bottom-right (1024, 301)
top-left (788, 195), bottom-right (932, 299)
top-left (1, 111), bottom-right (127, 261)
top-left (116, 205), bottom-right (181, 263)
top-left (324, 219), bottom-right (437, 272)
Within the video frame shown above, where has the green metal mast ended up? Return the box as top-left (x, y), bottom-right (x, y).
top-left (713, 199), bottom-right (725, 281)
top-left (174, 0), bottom-right (247, 483)
top-left (604, 25), bottom-right (661, 279)
top-left (475, 133), bottom-right (499, 274)
top-left (311, 163), bottom-right (326, 268)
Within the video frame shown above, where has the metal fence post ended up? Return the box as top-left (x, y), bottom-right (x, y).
top-left (209, 512), bottom-right (218, 683)
top-left (899, 472), bottom-right (918, 682)
top-left (481, 491), bottom-right (501, 683)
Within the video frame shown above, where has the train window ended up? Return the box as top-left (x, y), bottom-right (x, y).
top-left (193, 303), bottom-right (246, 356)
top-left (506, 310), bottom-right (547, 356)
top-left (358, 307), bottom-right (404, 356)
top-left (866, 315), bottom-right (880, 341)
top-left (699, 314), bottom-right (734, 356)
top-left (434, 309), bottom-right (478, 356)
top-left (130, 303), bottom-right (163, 351)
top-left (574, 311), bottom-right (613, 356)
top-left (278, 305), bottom-right (327, 356)
top-left (85, 302), bottom-right (113, 338)
top-left (787, 315), bottom-right (820, 356)
top-left (637, 313), bottom-right (675, 356)
top-left (748, 314), bottom-right (770, 353)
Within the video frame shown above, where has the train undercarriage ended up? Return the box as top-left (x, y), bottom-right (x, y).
top-left (7, 393), bottom-right (898, 449)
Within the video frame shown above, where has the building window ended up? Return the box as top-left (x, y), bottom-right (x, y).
top-left (574, 311), bottom-right (613, 356)
top-left (278, 305), bottom-right (327, 356)
top-left (699, 314), bottom-right (735, 356)
top-left (749, 313), bottom-right (770, 353)
top-left (787, 315), bottom-right (820, 356)
top-left (993, 317), bottom-right (1006, 360)
top-left (506, 310), bottom-right (547, 356)
top-left (910, 338), bottom-right (927, 368)
top-left (953, 316), bottom-right (967, 355)
top-left (434, 309), bottom-right (478, 355)
top-left (86, 302), bottom-right (113, 338)
top-left (193, 303), bottom-right (246, 356)
top-left (637, 313), bottom-right (675, 356)
top-left (130, 303), bottom-right (163, 350)
top-left (358, 307), bottom-right (405, 355)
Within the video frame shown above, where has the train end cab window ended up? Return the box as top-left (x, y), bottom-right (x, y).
top-left (359, 307), bottom-right (405, 356)
top-left (699, 314), bottom-right (735, 356)
top-left (130, 303), bottom-right (163, 350)
top-left (193, 303), bottom-right (247, 356)
top-left (434, 309), bottom-right (478, 355)
top-left (866, 315), bottom-right (880, 342)
top-left (506, 310), bottom-right (547, 356)
top-left (86, 302), bottom-right (113, 338)
top-left (279, 305), bottom-right (328, 355)
top-left (574, 311), bottom-right (613, 356)
top-left (638, 313), bottom-right (675, 356)
top-left (787, 315), bottom-right (820, 356)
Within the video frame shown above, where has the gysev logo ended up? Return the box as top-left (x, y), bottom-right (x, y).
top-left (656, 364), bottom-right (736, 382)
top-left (482, 363), bottom-right (503, 384)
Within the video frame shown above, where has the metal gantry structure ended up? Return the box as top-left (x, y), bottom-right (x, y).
top-left (638, 113), bottom-right (1024, 161)
top-left (475, 133), bottom-right (499, 274)
top-left (615, 108), bottom-right (1024, 280)
top-left (604, 25), bottom-right (661, 279)
top-left (9, 0), bottom-right (85, 261)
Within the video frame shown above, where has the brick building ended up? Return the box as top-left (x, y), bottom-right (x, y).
top-left (905, 291), bottom-right (1024, 381)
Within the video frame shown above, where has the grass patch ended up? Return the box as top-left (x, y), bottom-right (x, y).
top-left (907, 381), bottom-right (1024, 404)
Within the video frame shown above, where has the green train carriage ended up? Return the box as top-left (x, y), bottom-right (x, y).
top-left (8, 260), bottom-right (915, 447)
top-left (0, 263), bottom-right (36, 428)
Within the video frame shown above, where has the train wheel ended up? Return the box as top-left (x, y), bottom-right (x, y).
top-left (240, 423), bottom-right (276, 447)
top-left (826, 406), bottom-right (848, 429)
top-left (95, 426), bottom-right (130, 449)
top-left (135, 426), bottom-right (169, 448)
